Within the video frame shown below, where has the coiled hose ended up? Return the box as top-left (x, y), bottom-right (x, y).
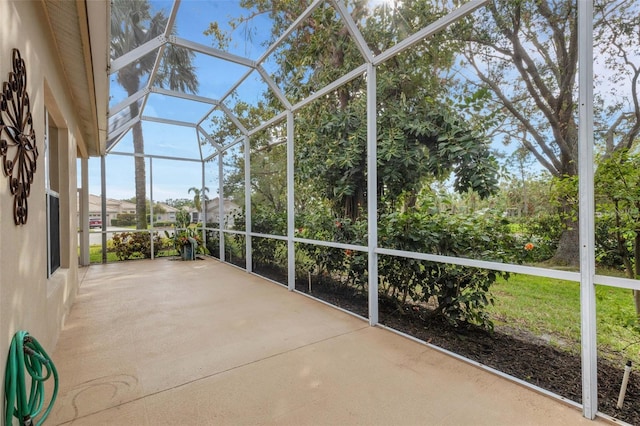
top-left (4, 331), bottom-right (58, 426)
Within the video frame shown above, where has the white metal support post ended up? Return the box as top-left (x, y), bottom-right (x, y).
top-left (287, 110), bottom-right (295, 291)
top-left (101, 155), bottom-right (107, 263)
top-left (218, 150), bottom-right (225, 263)
top-left (201, 153), bottom-right (207, 248)
top-left (367, 63), bottom-right (378, 326)
top-left (244, 135), bottom-right (252, 272)
top-left (79, 157), bottom-right (89, 266)
top-left (149, 157), bottom-right (155, 259)
top-left (578, 0), bottom-right (598, 419)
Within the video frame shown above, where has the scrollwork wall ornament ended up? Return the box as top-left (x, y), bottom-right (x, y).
top-left (0, 49), bottom-right (38, 225)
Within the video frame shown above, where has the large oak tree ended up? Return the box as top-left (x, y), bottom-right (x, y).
top-left (460, 0), bottom-right (640, 265)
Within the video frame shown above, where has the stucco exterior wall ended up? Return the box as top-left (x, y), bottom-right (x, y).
top-left (0, 2), bottom-right (85, 419)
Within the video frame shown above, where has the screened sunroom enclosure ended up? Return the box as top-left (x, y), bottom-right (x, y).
top-left (86, 0), bottom-right (640, 422)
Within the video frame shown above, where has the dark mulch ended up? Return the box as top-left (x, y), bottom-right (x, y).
top-left (291, 277), bottom-right (640, 425)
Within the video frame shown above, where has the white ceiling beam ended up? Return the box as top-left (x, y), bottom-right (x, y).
top-left (197, 126), bottom-right (223, 153)
top-left (257, 66), bottom-right (292, 110)
top-left (217, 103), bottom-right (249, 136)
top-left (329, 0), bottom-right (374, 64)
top-left (197, 105), bottom-right (221, 129)
top-left (142, 29), bottom-right (171, 119)
top-left (106, 119), bottom-right (137, 152)
top-left (165, 0), bottom-right (181, 37)
top-left (204, 152), bottom-right (218, 162)
top-left (142, 116), bottom-right (196, 128)
top-left (373, 0), bottom-right (489, 66)
top-left (256, 0), bottom-right (323, 65)
top-left (217, 68), bottom-right (254, 107)
top-left (170, 36), bottom-right (256, 69)
top-left (292, 64), bottom-right (367, 113)
top-left (108, 116), bottom-right (139, 141)
top-left (109, 151), bottom-right (202, 163)
top-left (150, 87), bottom-right (219, 105)
top-left (248, 111), bottom-right (287, 137)
top-left (108, 88), bottom-right (149, 117)
top-left (106, 131), bottom-right (128, 153)
top-left (110, 35), bottom-right (167, 74)
top-left (226, 137), bottom-right (244, 151)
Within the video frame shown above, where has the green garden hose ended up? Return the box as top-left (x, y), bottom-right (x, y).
top-left (4, 331), bottom-right (58, 426)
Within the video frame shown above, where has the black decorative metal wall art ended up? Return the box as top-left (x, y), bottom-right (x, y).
top-left (0, 49), bottom-right (38, 225)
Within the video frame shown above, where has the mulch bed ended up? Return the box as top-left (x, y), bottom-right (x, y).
top-left (293, 278), bottom-right (640, 425)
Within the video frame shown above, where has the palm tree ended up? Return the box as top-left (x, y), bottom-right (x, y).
top-left (188, 186), bottom-right (209, 222)
top-left (111, 0), bottom-right (198, 229)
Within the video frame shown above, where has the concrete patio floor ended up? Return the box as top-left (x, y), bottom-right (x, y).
top-left (47, 258), bottom-right (606, 425)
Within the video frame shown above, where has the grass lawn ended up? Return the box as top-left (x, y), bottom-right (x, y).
top-left (488, 273), bottom-right (640, 364)
top-left (88, 246), bottom-right (179, 263)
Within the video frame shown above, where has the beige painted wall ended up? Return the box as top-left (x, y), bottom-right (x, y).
top-left (0, 2), bottom-right (85, 421)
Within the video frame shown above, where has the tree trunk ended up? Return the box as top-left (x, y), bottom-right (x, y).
top-left (551, 143), bottom-right (580, 266)
top-left (552, 215), bottom-right (580, 266)
top-left (551, 191), bottom-right (580, 267)
top-left (132, 119), bottom-right (147, 230)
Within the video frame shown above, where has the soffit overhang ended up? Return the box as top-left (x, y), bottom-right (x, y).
top-left (42, 0), bottom-right (109, 157)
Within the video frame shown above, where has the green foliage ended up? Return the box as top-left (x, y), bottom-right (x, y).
top-left (378, 209), bottom-right (516, 328)
top-left (251, 204), bottom-right (287, 235)
top-left (595, 213), bottom-right (631, 270)
top-left (154, 221), bottom-right (173, 227)
top-left (165, 226), bottom-right (207, 256)
top-left (204, 230), bottom-right (220, 258)
top-left (175, 210), bottom-right (190, 228)
top-left (295, 216), bottom-right (369, 290)
top-left (595, 149), bottom-right (640, 278)
top-left (164, 198), bottom-right (193, 209)
top-left (211, 0), bottom-right (500, 223)
top-left (115, 213), bottom-right (136, 227)
top-left (111, 232), bottom-right (163, 260)
top-left (231, 206), bottom-right (288, 275)
top-left (511, 214), bottom-right (562, 263)
top-left (225, 233), bottom-right (246, 268)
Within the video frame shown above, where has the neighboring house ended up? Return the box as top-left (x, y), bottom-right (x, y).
top-left (104, 197), bottom-right (137, 225)
top-left (190, 210), bottom-right (199, 224)
top-left (81, 195), bottom-right (183, 225)
top-left (155, 203), bottom-right (180, 224)
top-left (0, 0), bottom-right (108, 390)
top-left (204, 197), bottom-right (241, 228)
top-left (83, 194), bottom-right (136, 226)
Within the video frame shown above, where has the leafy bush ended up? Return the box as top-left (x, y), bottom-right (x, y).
top-left (205, 230), bottom-right (220, 258)
top-left (154, 221), bottom-right (173, 227)
top-left (378, 209), bottom-right (516, 329)
top-left (506, 214), bottom-right (561, 263)
top-left (595, 212), bottom-right (631, 270)
top-left (175, 210), bottom-right (190, 228)
top-left (227, 196), bottom-right (521, 329)
top-left (225, 233), bottom-right (246, 267)
top-left (115, 213), bottom-right (136, 226)
top-left (111, 232), bottom-right (163, 260)
top-left (251, 207), bottom-right (286, 235)
top-left (294, 215), bottom-right (368, 287)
